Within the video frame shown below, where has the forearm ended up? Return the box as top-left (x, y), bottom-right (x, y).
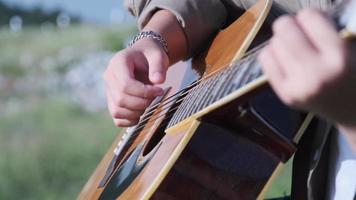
top-left (142, 9), bottom-right (188, 64)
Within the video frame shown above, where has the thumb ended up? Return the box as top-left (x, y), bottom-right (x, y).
top-left (147, 51), bottom-right (169, 84)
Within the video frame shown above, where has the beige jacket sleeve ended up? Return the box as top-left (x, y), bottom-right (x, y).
top-left (124, 0), bottom-right (228, 58)
top-left (123, 0), bottom-right (333, 58)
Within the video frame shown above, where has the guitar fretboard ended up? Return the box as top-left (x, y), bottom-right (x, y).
top-left (167, 48), bottom-right (264, 128)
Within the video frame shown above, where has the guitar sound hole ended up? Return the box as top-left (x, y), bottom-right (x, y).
top-left (142, 125), bottom-right (166, 157)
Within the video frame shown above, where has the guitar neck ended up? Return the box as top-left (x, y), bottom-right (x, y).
top-left (168, 46), bottom-right (266, 128)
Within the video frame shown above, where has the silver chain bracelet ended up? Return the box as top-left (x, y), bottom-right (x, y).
top-left (128, 31), bottom-right (169, 55)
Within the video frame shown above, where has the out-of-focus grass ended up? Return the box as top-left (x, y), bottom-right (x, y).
top-left (265, 157), bottom-right (293, 198)
top-left (0, 25), bottom-right (135, 78)
top-left (0, 98), bottom-right (119, 200)
top-left (0, 25), bottom-right (132, 199)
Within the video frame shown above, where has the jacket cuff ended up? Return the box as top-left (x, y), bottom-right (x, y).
top-left (125, 0), bottom-right (227, 59)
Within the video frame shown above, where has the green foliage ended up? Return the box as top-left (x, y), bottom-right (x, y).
top-left (0, 99), bottom-right (119, 199)
top-left (0, 25), bottom-right (133, 199)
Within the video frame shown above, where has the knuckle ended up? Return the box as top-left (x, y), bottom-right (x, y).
top-left (120, 80), bottom-right (130, 92)
top-left (111, 108), bottom-right (122, 118)
top-left (130, 119), bottom-right (139, 126)
top-left (135, 110), bottom-right (144, 118)
top-left (273, 16), bottom-right (294, 34)
top-left (114, 119), bottom-right (123, 127)
top-left (116, 96), bottom-right (126, 107)
top-left (141, 98), bottom-right (150, 108)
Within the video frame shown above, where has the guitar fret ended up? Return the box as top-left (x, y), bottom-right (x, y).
top-left (200, 70), bottom-right (226, 108)
top-left (201, 77), bottom-right (218, 108)
top-left (237, 59), bottom-right (260, 89)
top-left (168, 91), bottom-right (190, 127)
top-left (173, 93), bottom-right (191, 124)
top-left (168, 49), bottom-right (265, 128)
top-left (218, 63), bottom-right (243, 98)
top-left (230, 61), bottom-right (251, 91)
top-left (210, 70), bottom-right (226, 97)
top-left (171, 81), bottom-right (202, 125)
top-left (195, 79), bottom-right (212, 111)
top-left (186, 82), bottom-right (206, 117)
top-left (214, 67), bottom-right (235, 100)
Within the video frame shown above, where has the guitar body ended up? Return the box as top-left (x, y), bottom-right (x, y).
top-left (79, 0), bottom-right (314, 199)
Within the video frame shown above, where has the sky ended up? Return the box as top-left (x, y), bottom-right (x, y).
top-left (1, 0), bottom-right (135, 24)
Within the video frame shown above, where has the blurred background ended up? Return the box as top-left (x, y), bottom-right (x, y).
top-left (0, 0), bottom-right (136, 199)
top-left (0, 0), bottom-right (292, 199)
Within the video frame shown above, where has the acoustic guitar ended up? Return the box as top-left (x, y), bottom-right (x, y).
top-left (79, 0), bottom-right (356, 199)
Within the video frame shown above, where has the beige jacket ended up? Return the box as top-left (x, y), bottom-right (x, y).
top-left (124, 0), bottom-right (332, 57)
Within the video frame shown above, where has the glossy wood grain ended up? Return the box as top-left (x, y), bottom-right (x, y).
top-left (195, 0), bottom-right (272, 76)
top-left (118, 120), bottom-right (200, 200)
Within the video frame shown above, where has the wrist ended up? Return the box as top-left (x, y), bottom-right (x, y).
top-left (128, 30), bottom-right (169, 56)
top-left (141, 9), bottom-right (188, 64)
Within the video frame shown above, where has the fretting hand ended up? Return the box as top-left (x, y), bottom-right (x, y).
top-left (259, 9), bottom-right (356, 149)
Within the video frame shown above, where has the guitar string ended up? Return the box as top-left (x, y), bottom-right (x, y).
top-left (126, 55), bottom-right (255, 135)
top-left (133, 1), bottom-right (349, 125)
top-left (112, 1), bottom-right (353, 172)
top-left (133, 4), bottom-right (353, 135)
top-left (121, 43), bottom-right (268, 141)
top-left (137, 80), bottom-right (197, 121)
top-left (127, 43), bottom-right (267, 137)
top-left (136, 41), bottom-right (268, 127)
top-left (133, 2), bottom-right (355, 138)
top-left (139, 40), bottom-right (269, 118)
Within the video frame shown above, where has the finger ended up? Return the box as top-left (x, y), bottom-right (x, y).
top-left (111, 105), bottom-right (144, 120)
top-left (113, 118), bottom-right (139, 127)
top-left (111, 53), bottom-right (164, 98)
top-left (259, 47), bottom-right (299, 107)
top-left (106, 90), bottom-right (144, 120)
top-left (110, 91), bottom-right (152, 110)
top-left (272, 15), bottom-right (318, 64)
top-left (268, 35), bottom-right (311, 78)
top-left (259, 45), bottom-right (286, 85)
top-left (145, 50), bottom-right (169, 84)
top-left (104, 77), bottom-right (152, 111)
top-left (296, 9), bottom-right (342, 53)
top-left (118, 79), bottom-right (164, 98)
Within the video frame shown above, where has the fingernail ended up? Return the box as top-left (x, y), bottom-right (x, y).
top-left (152, 72), bottom-right (163, 83)
top-left (156, 89), bottom-right (164, 96)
